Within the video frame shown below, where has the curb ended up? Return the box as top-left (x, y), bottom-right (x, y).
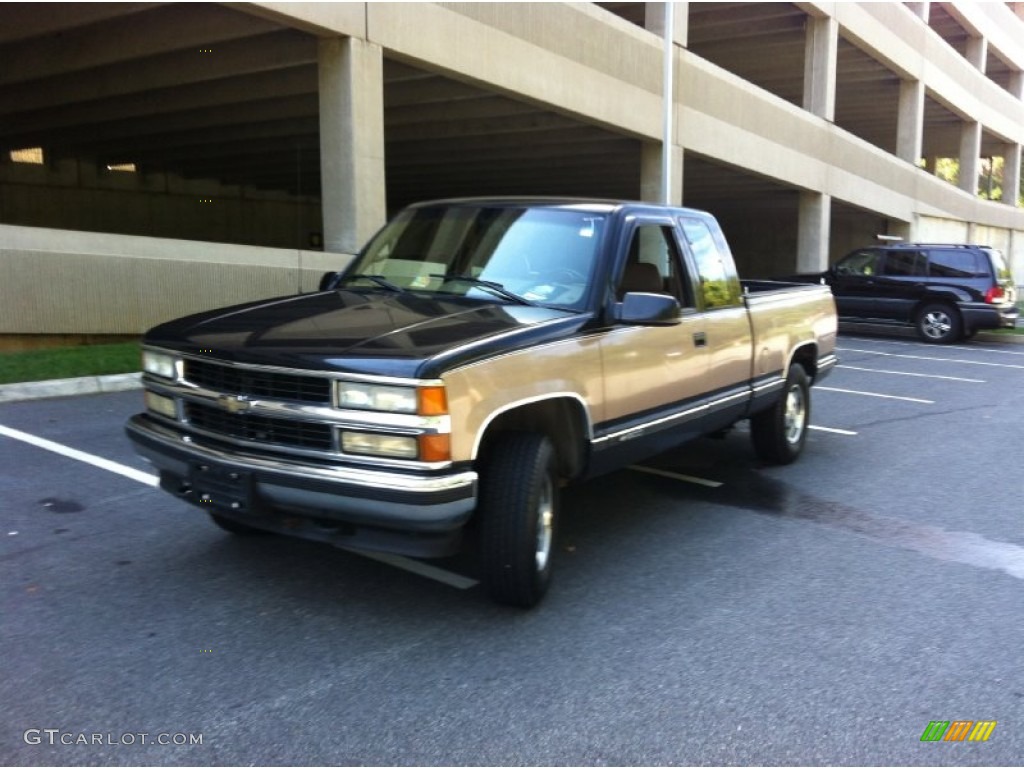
top-left (0, 372), bottom-right (142, 404)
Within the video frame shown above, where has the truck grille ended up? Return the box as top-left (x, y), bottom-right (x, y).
top-left (185, 402), bottom-right (334, 451)
top-left (183, 359), bottom-right (331, 404)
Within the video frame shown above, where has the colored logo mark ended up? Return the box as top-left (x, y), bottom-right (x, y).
top-left (920, 720), bottom-right (996, 742)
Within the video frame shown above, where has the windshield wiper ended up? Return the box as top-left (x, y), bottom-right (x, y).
top-left (341, 274), bottom-right (407, 293)
top-left (430, 274), bottom-right (535, 306)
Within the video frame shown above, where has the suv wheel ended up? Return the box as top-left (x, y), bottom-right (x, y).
top-left (916, 303), bottom-right (961, 344)
top-left (478, 432), bottom-right (558, 608)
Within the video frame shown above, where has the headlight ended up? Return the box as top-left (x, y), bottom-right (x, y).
top-left (335, 382), bottom-right (448, 415)
top-left (144, 391), bottom-right (178, 419)
top-left (341, 431), bottom-right (419, 459)
top-left (142, 350), bottom-right (178, 380)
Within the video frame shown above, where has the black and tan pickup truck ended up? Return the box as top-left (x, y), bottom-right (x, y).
top-left (126, 198), bottom-right (838, 606)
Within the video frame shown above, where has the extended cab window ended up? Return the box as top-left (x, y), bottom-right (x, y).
top-left (678, 217), bottom-right (742, 309)
top-left (882, 250), bottom-right (926, 277)
top-left (617, 225), bottom-right (693, 307)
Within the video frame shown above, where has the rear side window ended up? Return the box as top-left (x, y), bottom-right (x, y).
top-left (927, 249), bottom-right (983, 279)
top-left (983, 249), bottom-right (1013, 282)
top-left (882, 250), bottom-right (926, 277)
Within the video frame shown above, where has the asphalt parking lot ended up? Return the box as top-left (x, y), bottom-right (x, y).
top-left (2, 331), bottom-right (1022, 766)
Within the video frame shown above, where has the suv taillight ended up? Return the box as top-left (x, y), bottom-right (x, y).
top-left (984, 286), bottom-right (1005, 304)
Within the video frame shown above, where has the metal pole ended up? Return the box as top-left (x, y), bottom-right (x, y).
top-left (661, 1), bottom-right (675, 205)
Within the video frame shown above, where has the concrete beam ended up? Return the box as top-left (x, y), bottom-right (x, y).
top-left (0, 3), bottom-right (159, 44)
top-left (318, 37), bottom-right (386, 254)
top-left (1, 67), bottom-right (317, 138)
top-left (0, 5), bottom-right (281, 87)
top-left (0, 30), bottom-right (317, 116)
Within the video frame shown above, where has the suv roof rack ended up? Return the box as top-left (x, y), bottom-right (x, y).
top-left (891, 243), bottom-right (988, 249)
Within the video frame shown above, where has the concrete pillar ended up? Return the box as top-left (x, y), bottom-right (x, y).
top-left (803, 14), bottom-right (838, 121)
top-left (1004, 143), bottom-right (1022, 207)
top-left (645, 2), bottom-right (688, 46)
top-left (959, 121), bottom-right (982, 195)
top-left (896, 79), bottom-right (924, 164)
top-left (965, 35), bottom-right (987, 73)
top-left (797, 191), bottom-right (831, 272)
top-left (640, 141), bottom-right (683, 205)
top-left (889, 218), bottom-right (915, 242)
top-left (906, 2), bottom-right (930, 22)
top-left (1010, 70), bottom-right (1024, 100)
top-left (318, 37), bottom-right (386, 255)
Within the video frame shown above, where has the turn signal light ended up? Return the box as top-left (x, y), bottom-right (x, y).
top-left (984, 286), bottom-right (1005, 304)
top-left (417, 386), bottom-right (448, 416)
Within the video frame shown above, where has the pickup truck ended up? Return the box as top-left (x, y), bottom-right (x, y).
top-left (126, 198), bottom-right (838, 607)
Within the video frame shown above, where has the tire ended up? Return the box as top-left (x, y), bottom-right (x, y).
top-left (750, 364), bottom-right (810, 465)
top-left (478, 433), bottom-right (558, 608)
top-left (915, 303), bottom-right (961, 344)
top-left (208, 512), bottom-right (268, 535)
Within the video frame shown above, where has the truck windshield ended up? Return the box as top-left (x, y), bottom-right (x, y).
top-left (345, 205), bottom-right (606, 309)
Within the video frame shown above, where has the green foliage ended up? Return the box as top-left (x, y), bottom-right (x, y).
top-left (0, 342), bottom-right (140, 384)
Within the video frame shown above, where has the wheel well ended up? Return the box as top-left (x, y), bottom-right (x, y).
top-left (476, 398), bottom-right (589, 481)
top-left (914, 299), bottom-right (958, 318)
top-left (791, 344), bottom-right (818, 381)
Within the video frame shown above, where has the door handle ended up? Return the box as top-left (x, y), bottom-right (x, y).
top-left (693, 332), bottom-right (707, 347)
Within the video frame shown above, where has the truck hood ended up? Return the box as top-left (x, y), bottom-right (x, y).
top-left (145, 289), bottom-right (589, 378)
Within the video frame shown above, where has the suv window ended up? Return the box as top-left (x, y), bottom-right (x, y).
top-left (836, 249), bottom-right (881, 277)
top-left (882, 250), bottom-right (926, 277)
top-left (983, 248), bottom-right (1012, 281)
top-left (927, 249), bottom-right (983, 279)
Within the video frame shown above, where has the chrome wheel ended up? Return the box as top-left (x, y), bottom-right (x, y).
top-left (783, 384), bottom-right (807, 445)
top-left (916, 304), bottom-right (961, 343)
top-left (921, 309), bottom-right (952, 340)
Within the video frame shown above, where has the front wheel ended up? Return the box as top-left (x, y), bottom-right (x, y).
top-left (916, 303), bottom-right (961, 343)
top-left (750, 364), bottom-right (810, 465)
top-left (478, 433), bottom-right (558, 608)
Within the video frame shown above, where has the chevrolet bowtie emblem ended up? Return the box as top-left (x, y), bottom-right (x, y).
top-left (218, 394), bottom-right (250, 414)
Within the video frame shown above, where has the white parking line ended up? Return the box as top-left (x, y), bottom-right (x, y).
top-left (628, 465), bottom-right (723, 487)
top-left (838, 365), bottom-right (985, 383)
top-left (808, 425), bottom-right (858, 435)
top-left (841, 337), bottom-right (1024, 357)
top-left (0, 423), bottom-right (160, 486)
top-left (838, 348), bottom-right (1024, 370)
top-left (0, 422), bottom-right (477, 590)
top-left (816, 386), bottom-right (934, 404)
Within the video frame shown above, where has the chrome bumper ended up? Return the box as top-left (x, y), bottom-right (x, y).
top-left (125, 415), bottom-right (477, 535)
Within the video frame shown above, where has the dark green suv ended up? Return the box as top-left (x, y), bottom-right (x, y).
top-left (802, 244), bottom-right (1018, 343)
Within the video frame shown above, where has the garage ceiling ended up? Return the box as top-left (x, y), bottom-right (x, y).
top-left (0, 2), bottom-right (1014, 213)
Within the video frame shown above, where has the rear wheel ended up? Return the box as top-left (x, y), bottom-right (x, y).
top-left (916, 303), bottom-right (961, 343)
top-left (750, 364), bottom-right (810, 465)
top-left (478, 433), bottom-right (558, 608)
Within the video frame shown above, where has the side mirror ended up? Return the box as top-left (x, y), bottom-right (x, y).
top-left (615, 292), bottom-right (681, 326)
top-left (319, 271), bottom-right (341, 291)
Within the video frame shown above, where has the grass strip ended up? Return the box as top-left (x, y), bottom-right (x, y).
top-left (0, 342), bottom-right (141, 385)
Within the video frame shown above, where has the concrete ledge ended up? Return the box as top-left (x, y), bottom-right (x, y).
top-left (0, 372), bottom-right (142, 404)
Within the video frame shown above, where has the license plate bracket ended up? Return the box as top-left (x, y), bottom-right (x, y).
top-left (188, 461), bottom-right (254, 513)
